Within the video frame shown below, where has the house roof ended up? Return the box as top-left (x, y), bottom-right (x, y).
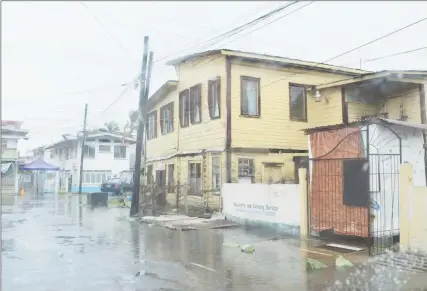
top-left (303, 117), bottom-right (427, 134)
top-left (1, 126), bottom-right (29, 136)
top-left (43, 132), bottom-right (136, 150)
top-left (166, 49), bottom-right (370, 76)
top-left (315, 70), bottom-right (427, 90)
top-left (1, 120), bottom-right (23, 129)
top-left (147, 80), bottom-right (178, 110)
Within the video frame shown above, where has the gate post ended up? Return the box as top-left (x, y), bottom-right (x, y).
top-left (299, 168), bottom-right (309, 238)
top-left (400, 163), bottom-right (413, 250)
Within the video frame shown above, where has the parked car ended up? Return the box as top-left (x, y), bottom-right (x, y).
top-left (100, 177), bottom-right (133, 195)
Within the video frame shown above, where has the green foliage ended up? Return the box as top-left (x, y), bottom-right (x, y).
top-left (104, 121), bottom-right (120, 133)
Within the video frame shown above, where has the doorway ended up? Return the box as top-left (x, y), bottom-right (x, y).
top-left (155, 170), bottom-right (166, 206)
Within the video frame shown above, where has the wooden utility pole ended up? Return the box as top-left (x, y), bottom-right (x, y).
top-left (130, 36), bottom-right (153, 217)
top-left (78, 103), bottom-right (88, 197)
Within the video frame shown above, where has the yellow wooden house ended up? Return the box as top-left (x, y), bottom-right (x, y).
top-left (144, 49), bottom-right (381, 200)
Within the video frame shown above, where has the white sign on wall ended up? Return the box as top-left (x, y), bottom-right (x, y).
top-left (222, 183), bottom-right (300, 227)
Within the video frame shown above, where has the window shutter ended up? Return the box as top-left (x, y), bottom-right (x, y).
top-left (160, 108), bottom-right (164, 135)
top-left (170, 102), bottom-right (174, 131)
top-left (154, 110), bottom-right (157, 138)
top-left (208, 80), bottom-right (213, 118)
top-left (216, 77), bottom-right (221, 118)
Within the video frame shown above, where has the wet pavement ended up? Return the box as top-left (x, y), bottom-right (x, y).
top-left (2, 193), bottom-right (426, 290)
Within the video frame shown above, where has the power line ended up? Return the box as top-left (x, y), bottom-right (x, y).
top-left (365, 46), bottom-right (427, 63)
top-left (206, 1), bottom-right (314, 50)
top-left (248, 16), bottom-right (427, 93)
top-left (188, 2), bottom-right (313, 67)
top-left (342, 46), bottom-right (427, 67)
top-left (327, 16), bottom-right (427, 65)
top-left (178, 1), bottom-right (300, 56)
top-left (79, 2), bottom-right (124, 50)
top-left (101, 1), bottom-right (301, 113)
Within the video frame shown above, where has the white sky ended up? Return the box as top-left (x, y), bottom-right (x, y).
top-left (2, 1), bottom-right (427, 155)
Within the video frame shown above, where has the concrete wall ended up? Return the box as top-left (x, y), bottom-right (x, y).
top-left (400, 163), bottom-right (427, 252)
top-left (222, 182), bottom-right (302, 235)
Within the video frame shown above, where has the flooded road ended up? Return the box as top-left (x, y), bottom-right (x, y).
top-left (1, 193), bottom-right (423, 290)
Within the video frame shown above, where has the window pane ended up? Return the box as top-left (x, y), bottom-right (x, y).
top-left (212, 156), bottom-right (221, 190)
top-left (290, 86), bottom-right (306, 120)
top-left (242, 79), bottom-right (259, 116)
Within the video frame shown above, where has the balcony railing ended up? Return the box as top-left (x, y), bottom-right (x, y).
top-left (1, 148), bottom-right (18, 160)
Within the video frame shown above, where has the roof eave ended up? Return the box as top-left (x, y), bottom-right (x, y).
top-left (316, 70), bottom-right (427, 90)
top-left (166, 50), bottom-right (223, 66)
top-left (147, 80), bottom-right (179, 110)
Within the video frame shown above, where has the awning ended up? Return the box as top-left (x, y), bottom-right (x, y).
top-left (19, 157), bottom-right (59, 171)
top-left (1, 162), bottom-right (12, 174)
top-left (379, 118), bottom-right (427, 130)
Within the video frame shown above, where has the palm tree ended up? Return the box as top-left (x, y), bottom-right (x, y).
top-left (103, 121), bottom-right (120, 133)
top-left (123, 110), bottom-right (139, 137)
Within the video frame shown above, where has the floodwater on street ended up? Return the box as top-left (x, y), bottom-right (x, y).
top-left (1, 193), bottom-right (423, 291)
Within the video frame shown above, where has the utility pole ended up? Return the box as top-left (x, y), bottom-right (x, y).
top-left (78, 103), bottom-right (88, 197)
top-left (130, 36), bottom-right (153, 217)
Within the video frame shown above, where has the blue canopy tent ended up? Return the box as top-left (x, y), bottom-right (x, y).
top-left (20, 158), bottom-right (59, 194)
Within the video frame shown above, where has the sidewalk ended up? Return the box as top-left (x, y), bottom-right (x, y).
top-left (141, 213), bottom-right (238, 230)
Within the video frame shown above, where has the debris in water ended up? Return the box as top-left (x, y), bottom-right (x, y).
top-left (240, 244), bottom-right (255, 254)
top-left (335, 255), bottom-right (353, 268)
top-left (306, 258), bottom-right (327, 270)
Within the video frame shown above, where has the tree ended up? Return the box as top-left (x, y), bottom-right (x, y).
top-left (123, 110), bottom-right (139, 137)
top-left (103, 121), bottom-right (120, 133)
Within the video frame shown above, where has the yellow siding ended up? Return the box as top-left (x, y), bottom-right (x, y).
top-left (309, 87), bottom-right (344, 126)
top-left (145, 90), bottom-right (179, 160)
top-left (230, 62), bottom-right (349, 149)
top-left (230, 152), bottom-right (300, 183)
top-left (177, 55), bottom-right (227, 151)
top-left (347, 102), bottom-right (379, 122)
top-left (380, 88), bottom-right (421, 123)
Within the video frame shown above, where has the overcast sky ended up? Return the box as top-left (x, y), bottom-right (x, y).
top-left (2, 1), bottom-right (427, 155)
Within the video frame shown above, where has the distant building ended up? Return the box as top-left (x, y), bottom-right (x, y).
top-left (1, 120), bottom-right (28, 195)
top-left (36, 132), bottom-right (136, 193)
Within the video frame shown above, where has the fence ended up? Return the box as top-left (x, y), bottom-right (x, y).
top-left (139, 183), bottom-right (221, 217)
top-left (400, 163), bottom-right (427, 252)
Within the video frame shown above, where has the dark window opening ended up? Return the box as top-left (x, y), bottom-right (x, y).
top-left (241, 76), bottom-right (260, 117)
top-left (290, 84), bottom-right (307, 122)
top-left (190, 84), bottom-right (202, 124)
top-left (208, 77), bottom-right (221, 119)
top-left (179, 89), bottom-right (190, 128)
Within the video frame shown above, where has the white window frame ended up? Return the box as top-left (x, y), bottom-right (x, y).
top-left (212, 155), bottom-right (221, 193)
top-left (147, 111), bottom-right (157, 140)
top-left (114, 145), bottom-right (126, 159)
top-left (160, 103), bottom-right (174, 135)
top-left (83, 145), bottom-right (95, 158)
top-left (241, 76), bottom-right (260, 117)
top-left (99, 144), bottom-right (111, 152)
top-left (82, 170), bottom-right (112, 184)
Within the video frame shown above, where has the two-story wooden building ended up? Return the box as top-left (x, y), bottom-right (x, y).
top-left (145, 49), bottom-right (373, 199)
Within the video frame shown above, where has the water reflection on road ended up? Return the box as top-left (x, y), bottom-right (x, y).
top-left (2, 193), bottom-right (417, 290)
